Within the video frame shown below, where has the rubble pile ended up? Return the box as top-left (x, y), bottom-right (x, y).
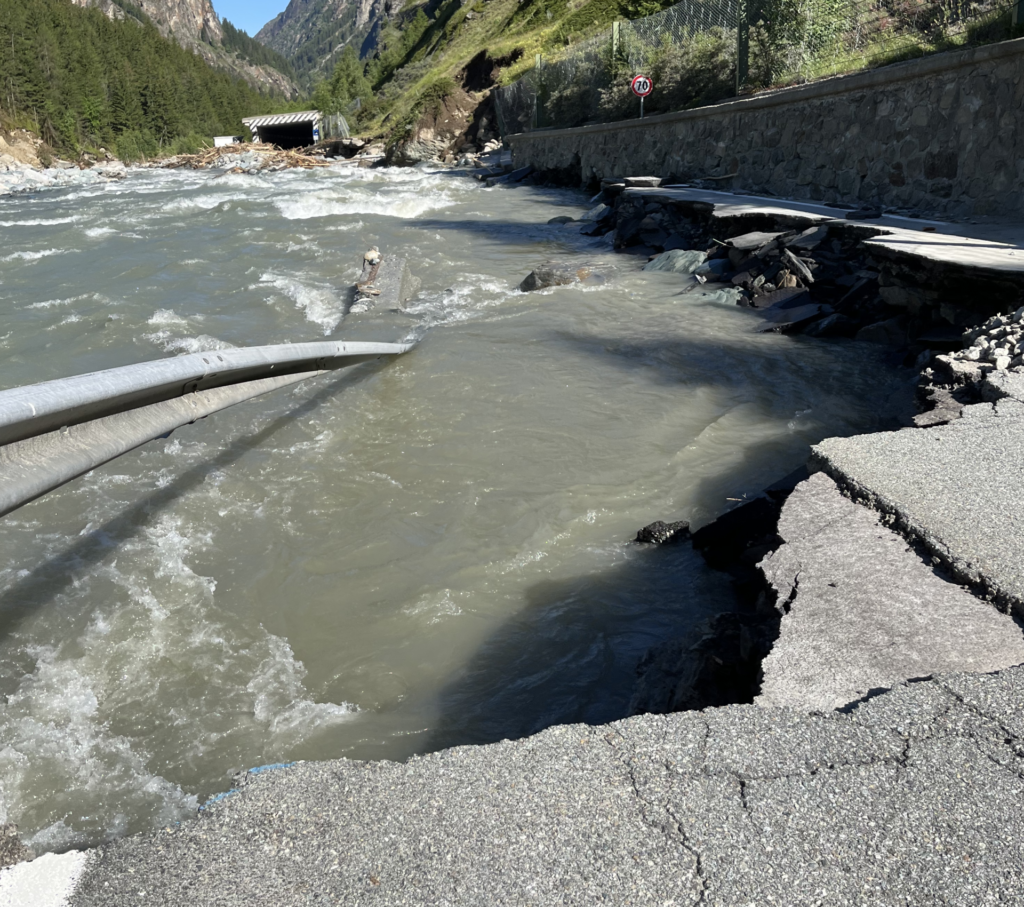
top-left (613, 205), bottom-right (896, 340)
top-left (577, 184), bottom-right (1021, 360)
top-left (157, 144), bottom-right (331, 174)
top-left (951, 309), bottom-right (1024, 372)
top-left (913, 308), bottom-right (1024, 426)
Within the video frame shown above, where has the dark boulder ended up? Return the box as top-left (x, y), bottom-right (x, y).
top-left (518, 264), bottom-right (602, 292)
top-left (635, 520), bottom-right (691, 545)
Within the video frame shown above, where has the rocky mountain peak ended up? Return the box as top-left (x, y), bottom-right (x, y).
top-left (71, 0), bottom-right (222, 44)
top-left (141, 0), bottom-right (224, 44)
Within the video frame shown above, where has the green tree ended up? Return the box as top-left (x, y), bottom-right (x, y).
top-left (312, 45), bottom-right (372, 114)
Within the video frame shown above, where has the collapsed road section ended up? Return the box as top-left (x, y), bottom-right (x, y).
top-left (9, 184), bottom-right (1024, 905)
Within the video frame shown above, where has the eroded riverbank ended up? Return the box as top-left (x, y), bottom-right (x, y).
top-left (0, 164), bottom-right (911, 854)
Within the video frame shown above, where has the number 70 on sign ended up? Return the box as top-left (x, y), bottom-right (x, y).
top-left (631, 74), bottom-right (653, 118)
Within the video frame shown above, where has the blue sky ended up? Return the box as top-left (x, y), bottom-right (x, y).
top-left (215, 0), bottom-right (287, 36)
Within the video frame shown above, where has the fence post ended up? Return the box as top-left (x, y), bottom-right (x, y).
top-left (534, 54), bottom-right (545, 128)
top-left (612, 21), bottom-right (620, 61)
top-left (736, 0), bottom-right (749, 93)
top-left (1014, 0), bottom-right (1024, 27)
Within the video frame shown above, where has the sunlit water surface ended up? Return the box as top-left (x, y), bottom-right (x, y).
top-left (0, 164), bottom-right (907, 850)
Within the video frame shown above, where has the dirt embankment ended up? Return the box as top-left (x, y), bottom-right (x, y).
top-left (0, 129), bottom-right (46, 171)
top-left (385, 50), bottom-right (518, 166)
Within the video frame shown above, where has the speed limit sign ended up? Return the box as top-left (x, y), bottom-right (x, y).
top-left (631, 74), bottom-right (653, 118)
top-left (630, 74), bottom-right (653, 97)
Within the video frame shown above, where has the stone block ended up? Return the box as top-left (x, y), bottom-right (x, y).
top-left (923, 150), bottom-right (958, 180)
top-left (837, 168), bottom-right (860, 197)
top-left (509, 40), bottom-right (1024, 219)
top-left (909, 105), bottom-right (930, 127)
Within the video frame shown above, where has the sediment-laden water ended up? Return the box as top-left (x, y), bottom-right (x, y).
top-left (0, 164), bottom-right (906, 851)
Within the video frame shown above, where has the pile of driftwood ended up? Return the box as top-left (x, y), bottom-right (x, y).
top-left (160, 144), bottom-right (331, 172)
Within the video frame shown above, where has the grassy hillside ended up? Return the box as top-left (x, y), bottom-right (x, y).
top-left (0, 0), bottom-right (282, 161)
top-left (308, 0), bottom-right (676, 144)
top-left (303, 0), bottom-right (1024, 149)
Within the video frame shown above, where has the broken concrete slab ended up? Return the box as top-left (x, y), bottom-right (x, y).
top-left (787, 225), bottom-right (829, 251)
top-left (756, 302), bottom-right (831, 331)
top-left (349, 253), bottom-right (418, 313)
top-left (757, 472), bottom-right (1024, 713)
top-left (623, 176), bottom-right (661, 187)
top-left (623, 186), bottom-right (1024, 280)
top-left (579, 203), bottom-right (612, 222)
top-left (726, 230), bottom-right (787, 251)
top-left (814, 398), bottom-right (1024, 614)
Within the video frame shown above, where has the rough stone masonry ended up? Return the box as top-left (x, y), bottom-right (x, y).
top-left (508, 37), bottom-right (1024, 220)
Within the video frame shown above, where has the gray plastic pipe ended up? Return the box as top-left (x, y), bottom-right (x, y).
top-left (0, 340), bottom-right (413, 518)
top-left (0, 340), bottom-right (413, 447)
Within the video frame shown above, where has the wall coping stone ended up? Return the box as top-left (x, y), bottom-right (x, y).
top-left (508, 36), bottom-right (1024, 143)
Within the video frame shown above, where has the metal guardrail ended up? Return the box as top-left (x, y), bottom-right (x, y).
top-left (0, 340), bottom-right (414, 518)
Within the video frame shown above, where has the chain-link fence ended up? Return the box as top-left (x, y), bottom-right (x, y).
top-left (746, 0), bottom-right (1011, 84)
top-left (493, 0), bottom-right (1018, 134)
top-left (619, 0), bottom-right (741, 68)
top-left (321, 114), bottom-right (351, 140)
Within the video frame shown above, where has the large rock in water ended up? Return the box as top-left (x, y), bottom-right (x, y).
top-left (643, 249), bottom-right (707, 274)
top-left (518, 264), bottom-right (602, 292)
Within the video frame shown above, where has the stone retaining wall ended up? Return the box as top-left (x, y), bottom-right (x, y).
top-left (507, 38), bottom-right (1024, 219)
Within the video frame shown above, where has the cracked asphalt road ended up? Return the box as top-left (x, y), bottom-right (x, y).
top-left (69, 665), bottom-right (1024, 907)
top-left (815, 397), bottom-right (1024, 614)
top-left (758, 472), bottom-right (1024, 712)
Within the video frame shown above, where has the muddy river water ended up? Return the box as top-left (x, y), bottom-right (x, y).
top-left (0, 164), bottom-right (905, 851)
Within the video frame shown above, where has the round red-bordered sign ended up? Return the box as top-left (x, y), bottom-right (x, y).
top-left (631, 75), bottom-right (653, 98)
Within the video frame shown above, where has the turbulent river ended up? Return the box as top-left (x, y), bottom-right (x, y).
top-left (0, 164), bottom-right (906, 852)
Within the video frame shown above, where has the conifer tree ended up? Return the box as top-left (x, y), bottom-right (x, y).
top-left (0, 0), bottom-right (282, 159)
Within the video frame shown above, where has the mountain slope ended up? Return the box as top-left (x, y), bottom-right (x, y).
top-left (71, 0), bottom-right (301, 96)
top-left (264, 0), bottom-right (662, 158)
top-left (257, 0), bottom-right (399, 83)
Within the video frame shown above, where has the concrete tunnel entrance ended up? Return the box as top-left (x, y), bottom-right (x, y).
top-left (255, 122), bottom-right (314, 149)
top-left (241, 111), bottom-right (322, 150)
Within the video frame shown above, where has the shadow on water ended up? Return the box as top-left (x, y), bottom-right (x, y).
top-left (421, 330), bottom-right (906, 753)
top-left (424, 539), bottom-right (741, 753)
top-left (419, 427), bottom-right (815, 755)
top-left (0, 362), bottom-right (388, 645)
top-left (548, 327), bottom-right (907, 409)
top-left (411, 215), bottom-right (608, 252)
top-left (419, 429), bottom-right (814, 756)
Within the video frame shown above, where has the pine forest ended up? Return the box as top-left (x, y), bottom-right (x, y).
top-left (0, 0), bottom-right (280, 161)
